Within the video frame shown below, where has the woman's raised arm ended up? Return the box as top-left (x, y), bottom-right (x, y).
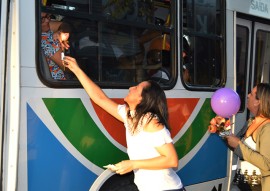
top-left (63, 56), bottom-right (123, 122)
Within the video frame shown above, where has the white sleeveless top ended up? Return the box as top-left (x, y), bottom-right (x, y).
top-left (117, 104), bottom-right (183, 191)
top-left (239, 136), bottom-right (261, 175)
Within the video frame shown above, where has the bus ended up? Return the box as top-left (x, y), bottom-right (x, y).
top-left (0, 0), bottom-right (270, 190)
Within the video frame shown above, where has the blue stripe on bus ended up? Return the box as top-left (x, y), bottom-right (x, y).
top-left (27, 104), bottom-right (97, 191)
top-left (178, 134), bottom-right (227, 186)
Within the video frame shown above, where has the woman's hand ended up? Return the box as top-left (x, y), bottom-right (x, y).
top-left (53, 31), bottom-right (70, 50)
top-left (114, 160), bottom-right (134, 175)
top-left (63, 56), bottom-right (80, 74)
top-left (225, 134), bottom-right (240, 149)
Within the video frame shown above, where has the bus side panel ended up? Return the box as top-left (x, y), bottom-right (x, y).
top-left (23, 95), bottom-right (229, 190)
top-left (27, 103), bottom-right (97, 190)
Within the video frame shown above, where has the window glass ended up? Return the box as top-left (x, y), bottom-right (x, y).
top-left (183, 0), bottom-right (225, 88)
top-left (39, 0), bottom-right (174, 88)
top-left (254, 30), bottom-right (270, 85)
top-left (236, 25), bottom-right (249, 112)
top-left (0, 0), bottom-right (1, 28)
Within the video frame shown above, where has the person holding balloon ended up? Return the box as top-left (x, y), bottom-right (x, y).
top-left (209, 83), bottom-right (270, 191)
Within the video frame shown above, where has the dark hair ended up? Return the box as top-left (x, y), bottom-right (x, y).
top-left (183, 37), bottom-right (190, 56)
top-left (58, 22), bottom-right (72, 33)
top-left (132, 80), bottom-right (170, 130)
top-left (256, 83), bottom-right (270, 118)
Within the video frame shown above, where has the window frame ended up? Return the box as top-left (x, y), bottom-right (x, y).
top-left (37, 0), bottom-right (178, 89)
top-left (181, 0), bottom-right (226, 91)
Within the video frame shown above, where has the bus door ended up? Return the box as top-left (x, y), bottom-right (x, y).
top-left (234, 18), bottom-right (252, 133)
top-left (235, 18), bottom-right (270, 134)
top-left (232, 16), bottom-right (270, 188)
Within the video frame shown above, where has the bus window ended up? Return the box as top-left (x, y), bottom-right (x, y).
top-left (0, 0), bottom-right (1, 27)
top-left (236, 25), bottom-right (249, 112)
top-left (183, 0), bottom-right (225, 88)
top-left (254, 30), bottom-right (270, 85)
top-left (38, 0), bottom-right (174, 88)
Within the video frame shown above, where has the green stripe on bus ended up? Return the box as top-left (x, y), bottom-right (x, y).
top-left (175, 98), bottom-right (215, 159)
top-left (43, 98), bottom-right (128, 167)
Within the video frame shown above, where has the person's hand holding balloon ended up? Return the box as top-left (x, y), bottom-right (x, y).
top-left (208, 88), bottom-right (240, 137)
top-left (208, 116), bottom-right (232, 136)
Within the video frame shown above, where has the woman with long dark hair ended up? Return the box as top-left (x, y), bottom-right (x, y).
top-left (63, 56), bottom-right (185, 191)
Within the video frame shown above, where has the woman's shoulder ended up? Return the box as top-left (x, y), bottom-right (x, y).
top-left (257, 121), bottom-right (270, 137)
top-left (41, 30), bottom-right (53, 38)
top-left (117, 104), bottom-right (128, 120)
top-left (260, 121), bottom-right (270, 130)
top-left (144, 119), bottom-right (165, 133)
top-left (143, 122), bottom-right (173, 144)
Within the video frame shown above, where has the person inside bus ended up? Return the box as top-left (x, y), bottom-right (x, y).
top-left (146, 35), bottom-right (192, 83)
top-left (146, 34), bottom-right (171, 82)
top-left (182, 62), bottom-right (191, 84)
top-left (182, 37), bottom-right (192, 84)
top-left (209, 83), bottom-right (270, 191)
top-left (62, 56), bottom-right (186, 191)
top-left (41, 12), bottom-right (72, 80)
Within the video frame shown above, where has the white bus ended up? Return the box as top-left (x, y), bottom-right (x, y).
top-left (0, 0), bottom-right (269, 190)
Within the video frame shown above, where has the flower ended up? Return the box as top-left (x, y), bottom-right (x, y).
top-left (208, 116), bottom-right (232, 137)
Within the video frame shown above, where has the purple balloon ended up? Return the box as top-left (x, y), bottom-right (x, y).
top-left (211, 88), bottom-right (241, 118)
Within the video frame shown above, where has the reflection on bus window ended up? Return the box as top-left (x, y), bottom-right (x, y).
top-left (39, 0), bottom-right (173, 87)
top-left (254, 30), bottom-right (270, 85)
top-left (236, 25), bottom-right (249, 112)
top-left (183, 0), bottom-right (225, 88)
